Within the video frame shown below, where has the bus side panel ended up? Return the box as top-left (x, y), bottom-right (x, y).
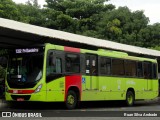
top-left (107, 77), bottom-right (126, 100)
top-left (125, 78), bottom-right (158, 100)
top-left (81, 76), bottom-right (108, 101)
top-left (81, 76), bottom-right (126, 101)
top-left (143, 79), bottom-right (159, 99)
top-left (29, 82), bottom-right (47, 101)
top-left (81, 75), bottom-right (158, 101)
top-left (65, 75), bottom-right (82, 101)
top-left (152, 79), bottom-right (159, 98)
top-left (46, 77), bottom-right (65, 102)
top-left (125, 79), bottom-right (143, 100)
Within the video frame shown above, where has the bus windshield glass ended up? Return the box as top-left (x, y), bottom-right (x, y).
top-left (7, 48), bottom-right (44, 88)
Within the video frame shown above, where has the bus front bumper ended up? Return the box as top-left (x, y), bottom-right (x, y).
top-left (5, 91), bottom-right (46, 102)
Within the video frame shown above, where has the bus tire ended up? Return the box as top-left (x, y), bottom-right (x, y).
top-left (65, 90), bottom-right (77, 109)
top-left (126, 90), bottom-right (134, 106)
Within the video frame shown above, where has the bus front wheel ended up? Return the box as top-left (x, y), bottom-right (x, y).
top-left (65, 90), bottom-right (77, 109)
top-left (126, 91), bottom-right (134, 106)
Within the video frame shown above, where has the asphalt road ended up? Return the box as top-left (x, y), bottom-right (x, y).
top-left (0, 98), bottom-right (160, 119)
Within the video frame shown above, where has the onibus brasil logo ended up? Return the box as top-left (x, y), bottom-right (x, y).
top-left (1, 112), bottom-right (42, 117)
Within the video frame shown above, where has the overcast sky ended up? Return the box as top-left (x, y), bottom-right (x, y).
top-left (108, 0), bottom-right (160, 24)
top-left (13, 0), bottom-right (160, 24)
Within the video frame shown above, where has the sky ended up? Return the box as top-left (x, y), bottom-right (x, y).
top-left (13, 0), bottom-right (160, 24)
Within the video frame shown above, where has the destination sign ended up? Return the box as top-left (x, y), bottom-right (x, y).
top-left (15, 48), bottom-right (39, 54)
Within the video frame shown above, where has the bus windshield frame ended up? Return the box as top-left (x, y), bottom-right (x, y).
top-left (7, 47), bottom-right (44, 88)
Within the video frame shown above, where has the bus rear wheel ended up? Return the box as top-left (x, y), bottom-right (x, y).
top-left (126, 91), bottom-right (134, 106)
top-left (65, 90), bottom-right (77, 109)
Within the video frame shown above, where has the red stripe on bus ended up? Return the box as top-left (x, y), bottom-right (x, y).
top-left (64, 46), bottom-right (80, 53)
top-left (8, 90), bottom-right (35, 94)
top-left (65, 75), bottom-right (82, 101)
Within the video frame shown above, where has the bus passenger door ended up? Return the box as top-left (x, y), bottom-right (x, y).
top-left (46, 50), bottom-right (64, 101)
top-left (143, 62), bottom-right (152, 91)
top-left (85, 54), bottom-right (98, 90)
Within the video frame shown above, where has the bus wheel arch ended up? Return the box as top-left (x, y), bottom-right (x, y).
top-left (126, 88), bottom-right (135, 106)
top-left (65, 86), bottom-right (80, 109)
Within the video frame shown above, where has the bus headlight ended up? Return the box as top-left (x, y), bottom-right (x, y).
top-left (35, 84), bottom-right (42, 93)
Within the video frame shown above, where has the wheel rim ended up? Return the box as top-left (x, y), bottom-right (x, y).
top-left (67, 95), bottom-right (75, 105)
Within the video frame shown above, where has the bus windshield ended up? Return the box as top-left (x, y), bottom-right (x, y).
top-left (7, 53), bottom-right (43, 88)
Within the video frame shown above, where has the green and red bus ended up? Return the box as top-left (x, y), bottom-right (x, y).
top-left (5, 43), bottom-right (159, 109)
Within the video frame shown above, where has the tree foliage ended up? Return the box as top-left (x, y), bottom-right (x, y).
top-left (0, 0), bottom-right (20, 20)
top-left (0, 0), bottom-right (160, 50)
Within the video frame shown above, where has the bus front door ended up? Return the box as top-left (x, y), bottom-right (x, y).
top-left (85, 54), bottom-right (98, 90)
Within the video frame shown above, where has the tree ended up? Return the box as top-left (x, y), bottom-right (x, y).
top-left (139, 23), bottom-right (160, 48)
top-left (97, 6), bottom-right (150, 47)
top-left (25, 0), bottom-right (39, 8)
top-left (45, 0), bottom-right (115, 34)
top-left (33, 0), bottom-right (39, 8)
top-left (17, 1), bottom-right (43, 25)
top-left (0, 65), bottom-right (5, 78)
top-left (0, 0), bottom-right (20, 20)
top-left (0, 0), bottom-right (159, 50)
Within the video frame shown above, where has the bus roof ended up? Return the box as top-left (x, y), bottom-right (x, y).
top-left (80, 48), bottom-right (157, 63)
top-left (51, 44), bottom-right (157, 63)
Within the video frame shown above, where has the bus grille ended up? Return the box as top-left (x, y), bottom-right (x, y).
top-left (11, 95), bottom-right (31, 101)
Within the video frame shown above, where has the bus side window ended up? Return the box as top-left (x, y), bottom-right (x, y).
top-left (137, 62), bottom-right (143, 78)
top-left (55, 58), bottom-right (62, 73)
top-left (47, 52), bottom-right (55, 75)
top-left (100, 57), bottom-right (111, 75)
top-left (152, 64), bottom-right (157, 79)
top-left (143, 62), bottom-right (152, 79)
top-left (112, 59), bottom-right (124, 76)
top-left (86, 57), bottom-right (90, 74)
top-left (125, 60), bottom-right (137, 77)
top-left (91, 60), bottom-right (96, 74)
top-left (49, 52), bottom-right (55, 66)
top-left (80, 54), bottom-right (86, 74)
top-left (46, 51), bottom-right (62, 75)
top-left (65, 54), bottom-right (80, 73)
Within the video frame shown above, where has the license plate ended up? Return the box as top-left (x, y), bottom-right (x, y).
top-left (17, 98), bottom-right (24, 101)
